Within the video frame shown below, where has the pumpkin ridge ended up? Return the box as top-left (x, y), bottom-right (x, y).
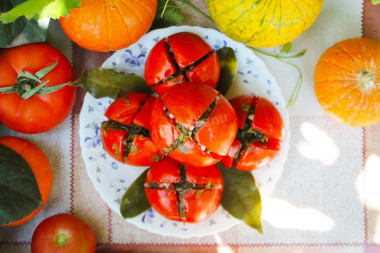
top-left (322, 91), bottom-right (353, 110)
top-left (104, 0), bottom-right (111, 46)
top-left (225, 0), bottom-right (261, 27)
top-left (334, 43), bottom-right (362, 70)
top-left (315, 79), bottom-right (358, 85)
top-left (345, 90), bottom-right (369, 125)
top-left (277, 0), bottom-right (282, 38)
top-left (317, 59), bottom-right (359, 75)
top-left (316, 81), bottom-right (357, 101)
top-left (72, 0), bottom-right (97, 40)
top-left (132, 0), bottom-right (156, 18)
top-left (290, 0), bottom-right (307, 30)
top-left (125, 0), bottom-right (151, 26)
top-left (212, 0), bottom-right (249, 21)
top-left (258, 0), bottom-right (270, 26)
top-left (114, 0), bottom-right (136, 44)
top-left (296, 0), bottom-right (320, 19)
top-left (244, 0), bottom-right (274, 44)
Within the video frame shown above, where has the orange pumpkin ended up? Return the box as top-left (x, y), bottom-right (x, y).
top-left (59, 0), bottom-right (157, 52)
top-left (314, 37), bottom-right (380, 127)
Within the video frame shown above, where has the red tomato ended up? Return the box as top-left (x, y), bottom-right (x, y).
top-left (150, 83), bottom-right (238, 167)
top-left (222, 95), bottom-right (285, 171)
top-left (0, 43), bottom-right (77, 134)
top-left (101, 93), bottom-right (162, 166)
top-left (144, 32), bottom-right (220, 95)
top-left (31, 213), bottom-right (96, 253)
top-left (145, 158), bottom-right (223, 223)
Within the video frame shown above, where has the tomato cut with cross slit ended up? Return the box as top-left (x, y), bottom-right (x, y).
top-left (144, 32), bottom-right (220, 95)
top-left (150, 83), bottom-right (237, 167)
top-left (144, 158), bottom-right (223, 223)
top-left (221, 95), bottom-right (284, 171)
top-left (101, 93), bottom-right (162, 166)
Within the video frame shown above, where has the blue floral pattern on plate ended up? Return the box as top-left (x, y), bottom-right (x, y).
top-left (79, 26), bottom-right (290, 238)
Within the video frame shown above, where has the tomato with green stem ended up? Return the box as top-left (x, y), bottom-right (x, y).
top-left (0, 43), bottom-right (77, 134)
top-left (144, 157), bottom-right (223, 223)
top-left (101, 93), bottom-right (162, 166)
top-left (222, 95), bottom-right (284, 171)
top-left (150, 83), bottom-right (237, 167)
top-left (31, 213), bottom-right (96, 253)
top-left (144, 32), bottom-right (220, 96)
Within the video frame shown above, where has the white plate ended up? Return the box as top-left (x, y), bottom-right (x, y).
top-left (79, 26), bottom-right (290, 238)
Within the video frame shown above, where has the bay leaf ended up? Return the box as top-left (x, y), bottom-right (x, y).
top-left (0, 144), bottom-right (42, 225)
top-left (215, 47), bottom-right (237, 96)
top-left (217, 163), bottom-right (263, 234)
top-left (71, 68), bottom-right (151, 99)
top-left (120, 169), bottom-right (151, 218)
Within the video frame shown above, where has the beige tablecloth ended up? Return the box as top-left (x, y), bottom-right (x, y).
top-left (1, 0), bottom-right (380, 252)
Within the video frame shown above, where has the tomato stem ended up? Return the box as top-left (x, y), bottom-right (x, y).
top-left (0, 60), bottom-right (69, 99)
top-left (55, 233), bottom-right (68, 247)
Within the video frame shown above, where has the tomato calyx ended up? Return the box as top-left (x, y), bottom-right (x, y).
top-left (55, 233), bottom-right (68, 247)
top-left (234, 103), bottom-right (273, 163)
top-left (162, 95), bottom-right (220, 156)
top-left (145, 164), bottom-right (222, 221)
top-left (0, 60), bottom-right (69, 99)
top-left (101, 121), bottom-right (151, 160)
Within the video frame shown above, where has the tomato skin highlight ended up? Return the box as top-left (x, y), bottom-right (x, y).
top-left (150, 83), bottom-right (237, 167)
top-left (0, 136), bottom-right (53, 227)
top-left (145, 158), bottom-right (223, 223)
top-left (101, 93), bottom-right (162, 166)
top-left (0, 43), bottom-right (77, 134)
top-left (222, 95), bottom-right (284, 171)
top-left (144, 32), bottom-right (220, 96)
top-left (31, 213), bottom-right (96, 253)
top-left (105, 93), bottom-right (149, 126)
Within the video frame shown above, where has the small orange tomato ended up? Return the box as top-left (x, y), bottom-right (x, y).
top-left (314, 37), bottom-right (380, 127)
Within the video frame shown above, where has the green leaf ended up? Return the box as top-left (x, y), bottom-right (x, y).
top-left (217, 163), bottom-right (263, 234)
top-left (157, 0), bottom-right (185, 24)
top-left (372, 0), bottom-right (380, 5)
top-left (150, 0), bottom-right (185, 30)
top-left (0, 0), bottom-right (82, 23)
top-left (0, 144), bottom-right (42, 226)
top-left (0, 0), bottom-right (49, 48)
top-left (120, 169), bottom-right (151, 218)
top-left (21, 80), bottom-right (49, 99)
top-left (35, 60), bottom-right (58, 79)
top-left (71, 68), bottom-right (151, 99)
top-left (280, 42), bottom-right (292, 54)
top-left (215, 47), bottom-right (237, 96)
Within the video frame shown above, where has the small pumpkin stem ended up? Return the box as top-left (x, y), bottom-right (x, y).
top-left (359, 70), bottom-right (376, 91)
